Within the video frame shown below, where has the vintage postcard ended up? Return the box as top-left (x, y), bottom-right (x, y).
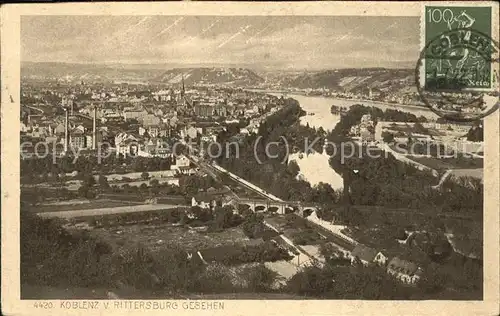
top-left (1, 1), bottom-right (499, 315)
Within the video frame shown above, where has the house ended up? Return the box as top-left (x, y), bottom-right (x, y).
top-left (191, 187), bottom-right (230, 210)
top-left (177, 166), bottom-right (195, 175)
top-left (239, 128), bottom-right (250, 135)
top-left (141, 114), bottom-right (161, 127)
top-left (116, 138), bottom-right (139, 157)
top-left (360, 128), bottom-right (375, 143)
top-left (373, 251), bottom-right (389, 266)
top-left (171, 154), bottom-right (191, 172)
top-left (54, 122), bottom-right (66, 135)
top-left (123, 109), bottom-right (148, 120)
top-left (115, 132), bottom-right (139, 157)
top-left (69, 128), bottom-right (87, 149)
top-left (201, 134), bottom-right (217, 143)
top-left (191, 194), bottom-right (217, 210)
top-left (147, 125), bottom-right (168, 138)
top-left (386, 257), bottom-right (423, 284)
top-left (182, 126), bottom-right (198, 140)
top-left (20, 122), bottom-right (30, 133)
top-left (349, 244), bottom-right (378, 266)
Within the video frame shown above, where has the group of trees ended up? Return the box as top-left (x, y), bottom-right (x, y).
top-left (181, 205), bottom-right (244, 231)
top-left (285, 264), bottom-right (414, 299)
top-left (325, 142), bottom-right (482, 214)
top-left (20, 153), bottom-right (174, 184)
top-left (417, 252), bottom-right (483, 299)
top-left (215, 99), bottom-right (482, 217)
top-left (21, 211), bottom-right (286, 296)
top-left (242, 213), bottom-right (267, 239)
top-left (465, 124), bottom-right (483, 142)
top-left (215, 99), bottom-right (338, 203)
top-left (81, 208), bottom-right (184, 228)
top-left (331, 104), bottom-right (426, 137)
top-left (178, 174), bottom-right (219, 196)
top-left (217, 242), bottom-right (293, 266)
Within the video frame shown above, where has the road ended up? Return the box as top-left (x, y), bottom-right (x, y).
top-left (37, 204), bottom-right (181, 219)
top-left (210, 162), bottom-right (284, 202)
top-left (432, 169), bottom-right (453, 189)
top-left (23, 104), bottom-right (45, 115)
top-left (181, 139), bottom-right (283, 201)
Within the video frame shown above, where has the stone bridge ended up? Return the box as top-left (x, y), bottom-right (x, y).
top-left (235, 198), bottom-right (319, 216)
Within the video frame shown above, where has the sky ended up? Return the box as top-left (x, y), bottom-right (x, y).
top-left (22, 15), bottom-right (419, 70)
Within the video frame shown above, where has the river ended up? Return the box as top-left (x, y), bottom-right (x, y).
top-left (256, 92), bottom-right (438, 190)
top-left (268, 93), bottom-right (439, 131)
top-left (268, 93), bottom-right (346, 189)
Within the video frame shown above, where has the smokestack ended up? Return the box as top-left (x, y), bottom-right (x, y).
top-left (64, 109), bottom-right (69, 153)
top-left (92, 107), bottom-right (97, 150)
top-left (70, 101), bottom-right (74, 116)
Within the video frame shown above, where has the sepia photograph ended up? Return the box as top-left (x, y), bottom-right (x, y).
top-left (1, 2), bottom-right (499, 315)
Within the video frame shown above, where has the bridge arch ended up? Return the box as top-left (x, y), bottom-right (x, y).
top-left (284, 206), bottom-right (295, 214)
top-left (237, 203), bottom-right (253, 214)
top-left (268, 206), bottom-right (279, 214)
top-left (255, 205), bottom-right (267, 212)
top-left (302, 208), bottom-right (314, 218)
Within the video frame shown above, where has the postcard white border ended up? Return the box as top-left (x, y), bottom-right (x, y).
top-left (2, 2), bottom-right (499, 316)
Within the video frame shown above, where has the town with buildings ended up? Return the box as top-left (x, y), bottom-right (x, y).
top-left (17, 14), bottom-right (487, 302)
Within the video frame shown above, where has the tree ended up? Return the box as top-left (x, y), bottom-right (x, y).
top-left (413, 122), bottom-right (429, 134)
top-left (337, 206), bottom-right (364, 227)
top-left (213, 206), bottom-right (234, 229)
top-left (286, 264), bottom-right (335, 297)
top-left (287, 160), bottom-right (300, 176)
top-left (237, 204), bottom-right (252, 217)
top-left (141, 172), bottom-right (149, 180)
top-left (244, 264), bottom-right (279, 292)
top-left (78, 184), bottom-right (89, 198)
top-left (382, 131), bottom-right (395, 143)
top-left (418, 264), bottom-right (448, 294)
top-left (98, 175), bottom-right (109, 189)
top-left (466, 124), bottom-right (483, 142)
top-left (82, 173), bottom-right (95, 187)
top-left (242, 213), bottom-right (265, 238)
top-left (393, 227), bottom-right (408, 240)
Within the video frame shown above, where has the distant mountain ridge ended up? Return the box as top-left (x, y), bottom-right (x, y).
top-left (155, 67), bottom-right (264, 86)
top-left (22, 62), bottom-right (412, 91)
top-left (21, 62), bottom-right (165, 83)
top-left (281, 68), bottom-right (414, 93)
top-left (21, 62), bottom-right (265, 86)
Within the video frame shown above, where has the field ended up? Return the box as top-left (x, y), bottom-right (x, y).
top-left (385, 124), bottom-right (443, 137)
top-left (451, 168), bottom-right (483, 180)
top-left (86, 223), bottom-right (253, 253)
top-left (408, 156), bottom-right (483, 170)
top-left (37, 203), bottom-right (181, 219)
top-left (265, 214), bottom-right (325, 246)
top-left (35, 199), bottom-right (142, 213)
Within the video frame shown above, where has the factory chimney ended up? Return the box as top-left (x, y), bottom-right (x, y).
top-left (64, 108), bottom-right (69, 153)
top-left (92, 106), bottom-right (97, 150)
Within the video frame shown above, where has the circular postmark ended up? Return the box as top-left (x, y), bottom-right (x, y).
top-left (415, 27), bottom-right (499, 122)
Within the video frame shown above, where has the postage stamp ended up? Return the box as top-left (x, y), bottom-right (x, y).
top-left (417, 6), bottom-right (499, 121)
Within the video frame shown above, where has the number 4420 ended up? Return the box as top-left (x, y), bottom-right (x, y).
top-left (33, 302), bottom-right (54, 309)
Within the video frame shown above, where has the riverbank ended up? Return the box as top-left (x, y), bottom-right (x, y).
top-left (288, 152), bottom-right (343, 190)
top-left (249, 88), bottom-right (439, 121)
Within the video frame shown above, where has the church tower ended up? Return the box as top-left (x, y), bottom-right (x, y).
top-left (181, 74), bottom-right (185, 98)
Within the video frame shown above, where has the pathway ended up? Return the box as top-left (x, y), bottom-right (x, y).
top-left (37, 204), bottom-right (181, 219)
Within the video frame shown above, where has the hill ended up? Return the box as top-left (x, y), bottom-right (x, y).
top-left (21, 62), bottom-right (166, 83)
top-left (155, 67), bottom-right (264, 86)
top-left (282, 68), bottom-right (414, 93)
